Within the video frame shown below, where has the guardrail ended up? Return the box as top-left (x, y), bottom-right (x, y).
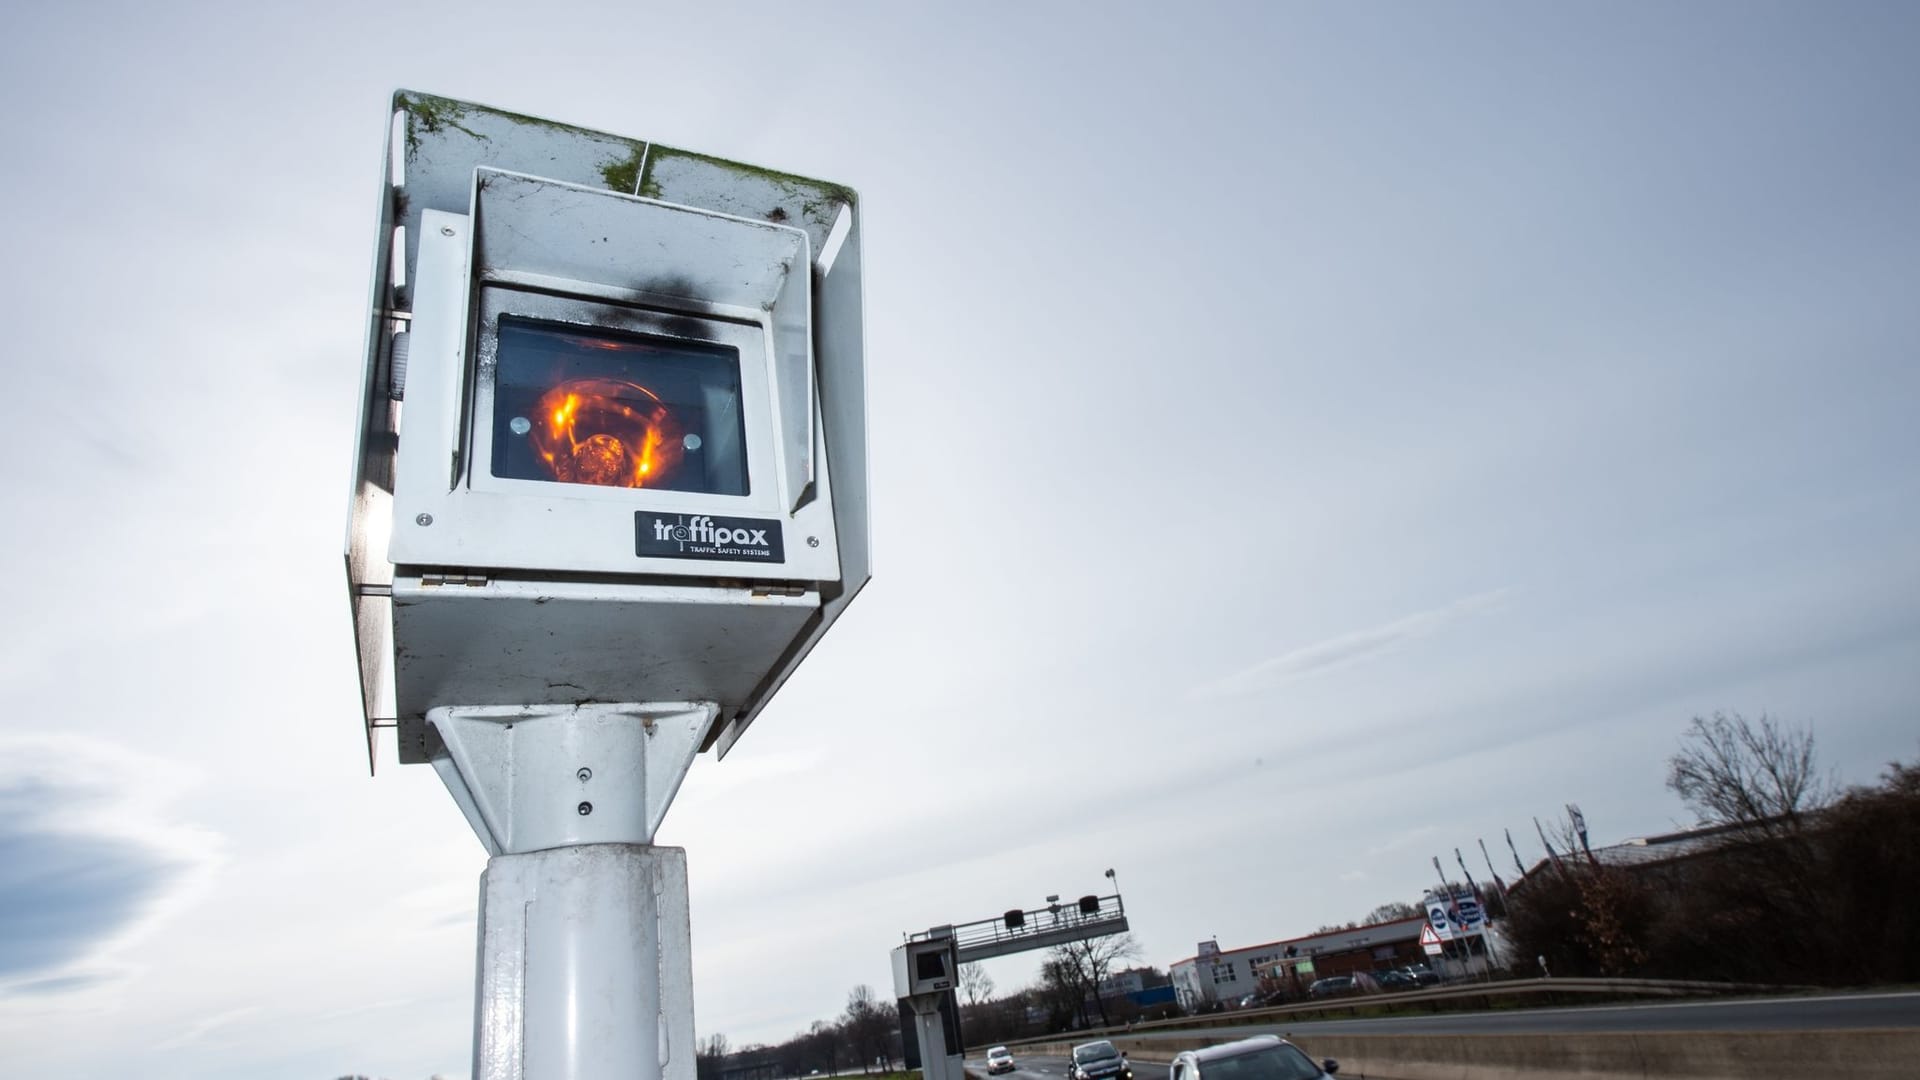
top-left (993, 1028), bottom-right (1920, 1080)
top-left (986, 977), bottom-right (1805, 1051)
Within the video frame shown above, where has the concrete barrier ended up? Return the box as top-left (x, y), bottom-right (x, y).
top-left (1005, 1029), bottom-right (1920, 1080)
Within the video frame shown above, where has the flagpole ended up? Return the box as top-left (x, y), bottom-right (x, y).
top-left (1535, 817), bottom-right (1570, 880)
top-left (1429, 856), bottom-right (1467, 981)
top-left (1456, 848), bottom-right (1501, 976)
top-left (1505, 827), bottom-right (1527, 880)
top-left (1474, 834), bottom-right (1505, 907)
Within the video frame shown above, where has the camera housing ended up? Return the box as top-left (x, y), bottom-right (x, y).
top-left (346, 93), bottom-right (868, 767)
top-left (892, 935), bottom-right (959, 998)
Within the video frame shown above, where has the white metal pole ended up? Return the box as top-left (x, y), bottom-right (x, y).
top-left (908, 998), bottom-right (965, 1080)
top-left (430, 704), bottom-right (714, 1080)
top-left (473, 844), bottom-right (695, 1080)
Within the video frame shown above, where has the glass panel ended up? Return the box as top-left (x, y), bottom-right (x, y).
top-left (1203, 1048), bottom-right (1323, 1080)
top-left (491, 316), bottom-right (748, 495)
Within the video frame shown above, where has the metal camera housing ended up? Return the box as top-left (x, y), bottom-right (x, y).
top-left (891, 935), bottom-right (959, 999)
top-left (345, 92), bottom-right (868, 768)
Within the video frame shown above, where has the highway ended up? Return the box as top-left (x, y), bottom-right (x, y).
top-left (964, 1054), bottom-right (1083, 1078)
top-left (1145, 989), bottom-right (1920, 1037)
top-left (967, 990), bottom-right (1920, 1056)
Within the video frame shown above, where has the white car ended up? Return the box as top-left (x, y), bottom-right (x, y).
top-left (986, 1047), bottom-right (1016, 1075)
top-left (1169, 1034), bottom-right (1336, 1080)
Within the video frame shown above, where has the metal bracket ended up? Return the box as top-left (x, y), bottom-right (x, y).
top-left (419, 571), bottom-right (490, 587)
top-left (428, 702), bottom-right (718, 855)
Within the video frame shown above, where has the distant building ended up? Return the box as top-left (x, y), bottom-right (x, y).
top-left (1513, 818), bottom-right (1784, 886)
top-left (1168, 919), bottom-right (1434, 1010)
top-left (1098, 966), bottom-right (1169, 996)
top-left (1095, 966), bottom-right (1176, 1011)
top-left (719, 1058), bottom-right (779, 1080)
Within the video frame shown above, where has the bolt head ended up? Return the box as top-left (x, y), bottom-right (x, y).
top-left (576, 767), bottom-right (593, 782)
top-left (415, 513), bottom-right (433, 526)
top-left (577, 801), bottom-right (593, 816)
top-left (440, 225), bottom-right (456, 236)
top-left (806, 536), bottom-right (821, 548)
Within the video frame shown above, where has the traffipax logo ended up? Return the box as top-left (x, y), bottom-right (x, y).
top-left (635, 512), bottom-right (785, 563)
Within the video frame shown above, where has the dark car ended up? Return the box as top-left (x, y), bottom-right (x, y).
top-left (1305, 975), bottom-right (1359, 999)
top-left (1372, 969), bottom-right (1417, 991)
top-left (1401, 965), bottom-right (1443, 986)
top-left (1170, 1034), bottom-right (1337, 1080)
top-left (1069, 1040), bottom-right (1133, 1080)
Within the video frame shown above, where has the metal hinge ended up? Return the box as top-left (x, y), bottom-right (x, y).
top-left (421, 571), bottom-right (490, 588)
top-left (750, 583), bottom-right (808, 598)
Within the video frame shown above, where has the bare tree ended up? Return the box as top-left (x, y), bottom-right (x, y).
top-left (806, 1019), bottom-right (843, 1076)
top-left (696, 1033), bottom-right (730, 1080)
top-left (1037, 954), bottom-right (1091, 1028)
top-left (1363, 901), bottom-right (1422, 924)
top-left (1546, 813), bottom-right (1583, 858)
top-left (1050, 932), bottom-right (1141, 1028)
top-left (1667, 712), bottom-right (1834, 831)
top-left (958, 962), bottom-right (995, 1008)
top-left (840, 984), bottom-right (894, 1072)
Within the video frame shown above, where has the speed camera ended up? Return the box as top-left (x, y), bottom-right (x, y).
top-left (345, 92), bottom-right (869, 768)
top-left (892, 936), bottom-right (959, 998)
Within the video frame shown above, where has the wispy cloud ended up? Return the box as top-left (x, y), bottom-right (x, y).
top-left (1191, 588), bottom-right (1512, 699)
top-left (153, 1005), bottom-right (261, 1051)
top-left (1363, 824), bottom-right (1441, 859)
top-left (0, 737), bottom-right (223, 999)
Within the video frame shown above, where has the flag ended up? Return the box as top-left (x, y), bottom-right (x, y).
top-left (1454, 849), bottom-right (1483, 904)
top-left (1535, 817), bottom-right (1570, 878)
top-left (1505, 828), bottom-right (1527, 878)
top-left (1566, 803), bottom-right (1598, 865)
top-left (1478, 838), bottom-right (1511, 902)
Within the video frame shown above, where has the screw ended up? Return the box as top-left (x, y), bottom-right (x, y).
top-left (577, 801), bottom-right (593, 816)
top-left (576, 767), bottom-right (593, 782)
top-left (415, 513), bottom-right (433, 526)
top-left (807, 536), bottom-right (821, 548)
top-left (441, 225), bottom-right (456, 236)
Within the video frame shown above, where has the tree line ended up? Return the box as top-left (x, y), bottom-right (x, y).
top-left (698, 933), bottom-right (1166, 1078)
top-left (697, 984), bottom-right (899, 1080)
top-left (1503, 711), bottom-right (1920, 986)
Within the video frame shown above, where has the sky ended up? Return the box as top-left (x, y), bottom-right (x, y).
top-left (1, 1), bottom-right (1917, 1077)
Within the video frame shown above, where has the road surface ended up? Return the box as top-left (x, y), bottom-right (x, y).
top-left (967, 990), bottom-right (1920, 1060)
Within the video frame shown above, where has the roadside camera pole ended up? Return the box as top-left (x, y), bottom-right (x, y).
top-left (343, 92), bottom-right (870, 1080)
top-left (432, 704), bottom-right (709, 1078)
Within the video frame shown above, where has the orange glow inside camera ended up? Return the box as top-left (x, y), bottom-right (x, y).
top-left (528, 377), bottom-right (685, 488)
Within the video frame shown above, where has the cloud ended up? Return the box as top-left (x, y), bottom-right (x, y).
top-left (153, 1005), bottom-right (261, 1051)
top-left (5, 970), bottom-right (121, 996)
top-left (0, 737), bottom-right (222, 998)
top-left (1363, 825), bottom-right (1442, 860)
top-left (0, 830), bottom-right (180, 978)
top-left (1191, 588), bottom-right (1512, 699)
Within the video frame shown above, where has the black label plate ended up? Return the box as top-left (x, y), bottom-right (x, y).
top-left (635, 512), bottom-right (786, 563)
